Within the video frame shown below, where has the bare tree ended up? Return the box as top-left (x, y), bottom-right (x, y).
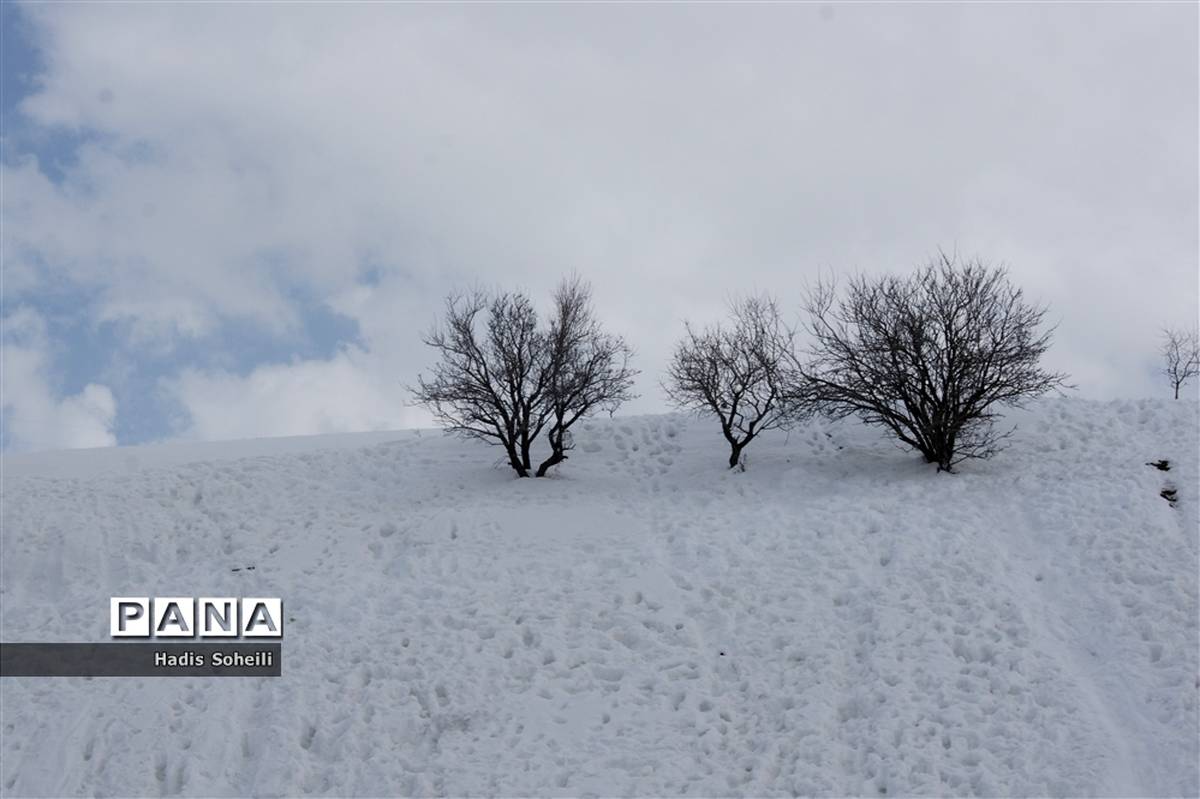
top-left (413, 289), bottom-right (550, 477)
top-left (413, 279), bottom-right (636, 478)
top-left (664, 295), bottom-right (805, 468)
top-left (536, 277), bottom-right (638, 476)
top-left (801, 254), bottom-right (1069, 472)
top-left (1161, 327), bottom-right (1200, 400)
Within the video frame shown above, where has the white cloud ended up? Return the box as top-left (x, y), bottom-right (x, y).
top-left (2, 309), bottom-right (117, 451)
top-left (3, 2), bottom-right (1196, 447)
top-left (165, 348), bottom-right (429, 442)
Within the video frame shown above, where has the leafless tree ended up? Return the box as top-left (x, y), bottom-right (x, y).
top-left (664, 295), bottom-right (805, 468)
top-left (537, 277), bottom-right (638, 476)
top-left (800, 254), bottom-right (1069, 472)
top-left (1161, 327), bottom-right (1199, 400)
top-left (413, 279), bottom-right (636, 478)
top-left (412, 289), bottom-right (549, 477)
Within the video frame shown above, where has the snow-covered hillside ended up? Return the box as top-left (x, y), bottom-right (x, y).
top-left (2, 399), bottom-right (1197, 797)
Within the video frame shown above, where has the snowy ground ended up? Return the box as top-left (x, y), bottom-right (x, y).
top-left (1, 398), bottom-right (1197, 797)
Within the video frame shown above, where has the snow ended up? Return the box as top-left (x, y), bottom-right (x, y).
top-left (1, 398), bottom-right (1197, 797)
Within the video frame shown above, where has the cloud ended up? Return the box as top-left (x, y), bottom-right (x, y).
top-left (2, 3), bottom-right (1196, 450)
top-left (165, 347), bottom-right (428, 442)
top-left (2, 309), bottom-right (117, 451)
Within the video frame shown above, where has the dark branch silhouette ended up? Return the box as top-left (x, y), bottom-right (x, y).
top-left (413, 279), bottom-right (636, 478)
top-left (665, 295), bottom-right (806, 468)
top-left (536, 277), bottom-right (638, 476)
top-left (800, 253), bottom-right (1070, 472)
top-left (1161, 327), bottom-right (1199, 400)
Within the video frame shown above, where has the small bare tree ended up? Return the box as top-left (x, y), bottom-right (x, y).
top-left (537, 277), bottom-right (638, 476)
top-left (664, 295), bottom-right (805, 468)
top-left (801, 254), bottom-right (1069, 472)
top-left (413, 289), bottom-right (550, 477)
top-left (1161, 327), bottom-right (1199, 400)
top-left (413, 279), bottom-right (636, 478)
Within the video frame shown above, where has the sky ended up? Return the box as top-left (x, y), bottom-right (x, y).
top-left (1, 2), bottom-right (1196, 453)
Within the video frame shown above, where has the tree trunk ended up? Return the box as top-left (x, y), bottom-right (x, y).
top-left (535, 450), bottom-right (566, 477)
top-left (534, 421), bottom-right (568, 477)
top-left (727, 442), bottom-right (744, 469)
top-left (519, 438), bottom-right (533, 473)
top-left (919, 445), bottom-right (953, 473)
top-left (505, 443), bottom-right (530, 477)
top-left (933, 446), bottom-right (954, 472)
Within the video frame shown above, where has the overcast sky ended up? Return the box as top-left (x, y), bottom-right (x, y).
top-left (2, 2), bottom-right (1196, 452)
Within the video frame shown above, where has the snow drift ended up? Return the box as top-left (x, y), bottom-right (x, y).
top-left (1, 398), bottom-right (1196, 797)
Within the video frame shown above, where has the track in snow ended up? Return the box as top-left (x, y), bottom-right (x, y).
top-left (1, 399), bottom-right (1196, 796)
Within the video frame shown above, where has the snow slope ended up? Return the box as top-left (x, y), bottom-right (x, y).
top-left (1, 398), bottom-right (1196, 797)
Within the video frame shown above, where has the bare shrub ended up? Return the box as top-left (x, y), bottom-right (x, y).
top-left (801, 253), bottom-right (1069, 472)
top-left (664, 295), bottom-right (805, 468)
top-left (1161, 327), bottom-right (1199, 400)
top-left (538, 277), bottom-right (637, 476)
top-left (413, 279), bottom-right (636, 478)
